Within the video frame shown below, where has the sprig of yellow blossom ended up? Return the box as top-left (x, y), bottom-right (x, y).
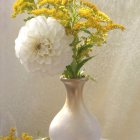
top-left (0, 128), bottom-right (50, 140)
top-left (0, 128), bottom-right (32, 140)
top-left (38, 0), bottom-right (68, 6)
top-left (12, 0), bottom-right (37, 18)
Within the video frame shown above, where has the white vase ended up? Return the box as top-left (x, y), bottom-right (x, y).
top-left (49, 78), bottom-right (101, 140)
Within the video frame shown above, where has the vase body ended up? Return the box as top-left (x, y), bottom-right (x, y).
top-left (49, 78), bottom-right (101, 140)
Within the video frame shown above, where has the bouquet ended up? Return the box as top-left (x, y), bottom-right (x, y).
top-left (12, 0), bottom-right (125, 79)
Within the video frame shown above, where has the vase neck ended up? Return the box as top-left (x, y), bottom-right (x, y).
top-left (61, 78), bottom-right (88, 111)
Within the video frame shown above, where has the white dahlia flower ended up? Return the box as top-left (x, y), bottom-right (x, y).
top-left (15, 16), bottom-right (73, 74)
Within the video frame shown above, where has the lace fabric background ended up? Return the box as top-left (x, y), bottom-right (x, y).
top-left (0, 0), bottom-right (140, 140)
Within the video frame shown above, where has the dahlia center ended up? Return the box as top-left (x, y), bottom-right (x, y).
top-left (36, 38), bottom-right (53, 56)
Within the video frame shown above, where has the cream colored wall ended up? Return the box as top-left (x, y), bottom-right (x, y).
top-left (0, 0), bottom-right (140, 140)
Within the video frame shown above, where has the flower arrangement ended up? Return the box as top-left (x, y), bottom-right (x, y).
top-left (12, 0), bottom-right (125, 79)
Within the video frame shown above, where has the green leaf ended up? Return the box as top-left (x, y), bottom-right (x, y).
top-left (24, 16), bottom-right (34, 22)
top-left (76, 56), bottom-right (94, 74)
top-left (81, 29), bottom-right (93, 36)
top-left (77, 44), bottom-right (93, 56)
top-left (70, 36), bottom-right (81, 47)
top-left (71, 60), bottom-right (78, 77)
top-left (64, 65), bottom-right (74, 78)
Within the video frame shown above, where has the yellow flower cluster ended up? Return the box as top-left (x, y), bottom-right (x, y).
top-left (78, 8), bottom-right (93, 18)
top-left (22, 133), bottom-right (32, 140)
top-left (96, 11), bottom-right (111, 22)
top-left (31, 8), bottom-right (56, 16)
top-left (38, 0), bottom-right (68, 6)
top-left (38, 0), bottom-right (54, 5)
top-left (31, 7), bottom-right (69, 22)
top-left (73, 22), bottom-right (86, 30)
top-left (0, 128), bottom-right (32, 140)
top-left (73, 1), bottom-right (124, 34)
top-left (80, 0), bottom-right (98, 11)
top-left (104, 24), bottom-right (125, 31)
top-left (12, 0), bottom-right (36, 18)
top-left (0, 128), bottom-right (16, 140)
top-left (73, 17), bottom-right (101, 32)
top-left (12, 0), bottom-right (124, 33)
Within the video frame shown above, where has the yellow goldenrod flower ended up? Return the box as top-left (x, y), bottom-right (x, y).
top-left (54, 10), bottom-right (64, 18)
top-left (22, 133), bottom-right (32, 140)
top-left (10, 128), bottom-right (16, 133)
top-left (104, 24), bottom-right (125, 31)
top-left (80, 0), bottom-right (98, 11)
top-left (32, 8), bottom-right (69, 21)
top-left (39, 0), bottom-right (67, 6)
top-left (12, 0), bottom-right (36, 17)
top-left (31, 8), bottom-right (56, 16)
top-left (38, 0), bottom-right (55, 6)
top-left (73, 22), bottom-right (86, 30)
top-left (58, 6), bottom-right (68, 13)
top-left (96, 11), bottom-right (111, 22)
top-left (86, 17), bottom-right (99, 27)
top-left (54, 10), bottom-right (69, 20)
top-left (78, 8), bottom-right (93, 18)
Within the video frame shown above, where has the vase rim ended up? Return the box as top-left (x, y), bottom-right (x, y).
top-left (60, 76), bottom-right (88, 82)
